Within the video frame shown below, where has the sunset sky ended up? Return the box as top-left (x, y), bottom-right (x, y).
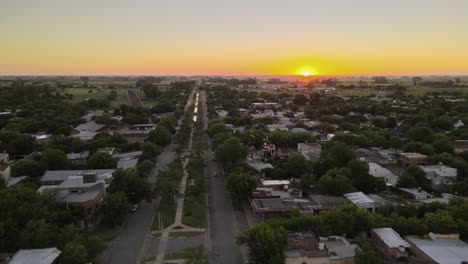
top-left (2, 0), bottom-right (468, 76)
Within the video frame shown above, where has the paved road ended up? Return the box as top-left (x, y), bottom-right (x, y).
top-left (204, 96), bottom-right (242, 263)
top-left (128, 89), bottom-right (143, 108)
top-left (98, 143), bottom-right (176, 264)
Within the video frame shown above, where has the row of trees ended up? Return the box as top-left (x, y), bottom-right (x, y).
top-left (238, 199), bottom-right (468, 264)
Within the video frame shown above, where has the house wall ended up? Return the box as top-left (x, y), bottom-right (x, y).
top-left (0, 166), bottom-right (10, 181)
top-left (405, 239), bottom-right (437, 264)
top-left (371, 230), bottom-right (401, 259)
top-left (330, 257), bottom-right (354, 264)
top-left (286, 256), bottom-right (330, 264)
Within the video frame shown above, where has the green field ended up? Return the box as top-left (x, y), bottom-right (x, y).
top-left (63, 87), bottom-right (129, 107)
top-left (135, 90), bottom-right (158, 107)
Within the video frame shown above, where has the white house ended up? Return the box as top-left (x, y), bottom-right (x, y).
top-left (420, 164), bottom-right (457, 189)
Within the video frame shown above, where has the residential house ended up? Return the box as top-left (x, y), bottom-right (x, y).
top-left (308, 195), bottom-right (350, 211)
top-left (276, 148), bottom-right (297, 159)
top-left (398, 188), bottom-right (432, 200)
top-left (320, 236), bottom-right (358, 264)
top-left (371, 228), bottom-right (410, 261)
top-left (266, 124), bottom-right (289, 132)
top-left (66, 150), bottom-right (90, 166)
top-left (284, 232), bottom-right (329, 264)
top-left (298, 143), bottom-right (322, 161)
top-left (0, 150), bottom-right (9, 164)
top-left (8, 247), bottom-right (61, 264)
top-left (451, 140), bottom-right (468, 153)
top-left (405, 233), bottom-right (468, 264)
top-left (40, 169), bottom-right (114, 186)
top-left (0, 164), bottom-right (11, 183)
top-left (262, 143), bottom-right (276, 157)
top-left (215, 110), bottom-right (228, 118)
top-left (344, 192), bottom-right (375, 212)
top-left (368, 162), bottom-right (398, 186)
top-left (420, 164), bottom-right (457, 190)
top-left (246, 160), bottom-right (273, 173)
top-left (284, 233), bottom-right (358, 264)
top-left (38, 170), bottom-right (114, 229)
top-left (73, 120), bottom-right (107, 134)
top-left (454, 120), bottom-right (465, 129)
top-left (354, 148), bottom-right (396, 165)
top-left (398, 152), bottom-right (427, 165)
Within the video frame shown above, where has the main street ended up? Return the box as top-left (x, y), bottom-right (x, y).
top-left (203, 90), bottom-right (243, 264)
top-left (98, 143), bottom-right (176, 264)
top-left (99, 88), bottom-right (194, 264)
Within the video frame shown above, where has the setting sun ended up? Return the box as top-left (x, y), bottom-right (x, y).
top-left (296, 67), bottom-right (316, 77)
top-left (302, 70), bottom-right (312, 77)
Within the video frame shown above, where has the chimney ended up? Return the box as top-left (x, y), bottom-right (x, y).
top-left (318, 242), bottom-right (325, 251)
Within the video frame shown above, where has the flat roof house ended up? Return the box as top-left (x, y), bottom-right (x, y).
top-left (371, 228), bottom-right (410, 261)
top-left (398, 152), bottom-right (427, 165)
top-left (66, 150), bottom-right (90, 166)
top-left (284, 232), bottom-right (358, 264)
top-left (405, 233), bottom-right (468, 264)
top-left (344, 192), bottom-right (375, 212)
top-left (298, 143), bottom-right (322, 161)
top-left (38, 170), bottom-right (113, 229)
top-left (420, 164), bottom-right (457, 190)
top-left (368, 162), bottom-right (398, 186)
top-left (8, 247), bottom-right (61, 264)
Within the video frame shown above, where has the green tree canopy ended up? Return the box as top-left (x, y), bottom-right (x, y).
top-left (86, 152), bottom-right (117, 169)
top-left (11, 159), bottom-right (44, 178)
top-left (40, 148), bottom-right (69, 170)
top-left (318, 168), bottom-right (353, 195)
top-left (148, 126), bottom-right (172, 146)
top-left (215, 137), bottom-right (246, 166)
top-left (237, 223), bottom-right (287, 264)
top-left (100, 192), bottom-right (129, 228)
top-left (226, 172), bottom-right (257, 205)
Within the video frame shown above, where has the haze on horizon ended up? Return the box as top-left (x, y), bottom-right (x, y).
top-left (1, 0), bottom-right (468, 76)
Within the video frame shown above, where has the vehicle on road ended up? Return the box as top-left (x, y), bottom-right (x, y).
top-left (130, 204), bottom-right (138, 212)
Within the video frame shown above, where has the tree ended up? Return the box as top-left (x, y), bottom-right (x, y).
top-left (100, 192), bottom-right (129, 227)
top-left (207, 122), bottom-right (229, 137)
top-left (215, 137), bottom-right (246, 166)
top-left (318, 168), bottom-right (353, 195)
top-left (283, 153), bottom-right (310, 178)
top-left (226, 172), bottom-right (256, 206)
top-left (112, 169), bottom-right (152, 204)
top-left (86, 152), bottom-right (117, 169)
top-left (62, 240), bottom-right (88, 264)
top-left (148, 126), bottom-right (172, 146)
top-left (406, 126), bottom-right (434, 143)
top-left (237, 223), bottom-right (287, 264)
top-left (142, 84), bottom-right (161, 99)
top-left (433, 139), bottom-right (454, 154)
top-left (397, 165), bottom-right (429, 189)
top-left (11, 159), bottom-right (44, 178)
top-left (40, 148), bottom-right (69, 170)
top-left (347, 160), bottom-right (383, 193)
top-left (423, 210), bottom-right (458, 234)
top-left (355, 242), bottom-right (382, 264)
top-left (292, 94), bottom-right (308, 106)
top-left (140, 142), bottom-right (161, 160)
top-left (157, 116), bottom-right (177, 134)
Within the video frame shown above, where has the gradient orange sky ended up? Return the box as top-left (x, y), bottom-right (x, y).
top-left (2, 0), bottom-right (468, 76)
